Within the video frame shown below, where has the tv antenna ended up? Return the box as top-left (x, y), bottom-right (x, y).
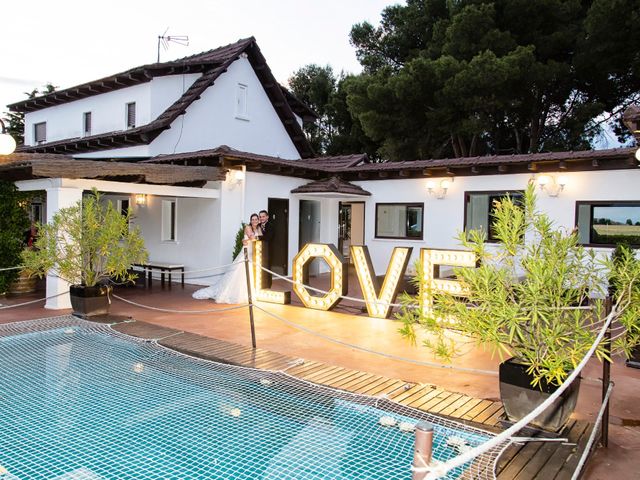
top-left (157, 28), bottom-right (189, 63)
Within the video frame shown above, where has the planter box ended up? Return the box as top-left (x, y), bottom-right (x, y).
top-left (70, 285), bottom-right (111, 317)
top-left (627, 345), bottom-right (640, 369)
top-left (499, 358), bottom-right (580, 432)
top-left (8, 270), bottom-right (37, 295)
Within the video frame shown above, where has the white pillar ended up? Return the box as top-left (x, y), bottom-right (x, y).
top-left (45, 187), bottom-right (83, 309)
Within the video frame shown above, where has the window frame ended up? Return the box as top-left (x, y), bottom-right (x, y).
top-left (374, 202), bottom-right (424, 240)
top-left (463, 190), bottom-right (524, 243)
top-left (33, 122), bottom-right (47, 144)
top-left (575, 200), bottom-right (640, 248)
top-left (235, 83), bottom-right (249, 121)
top-left (161, 199), bottom-right (178, 243)
top-left (82, 111), bottom-right (92, 136)
top-left (125, 102), bottom-right (136, 129)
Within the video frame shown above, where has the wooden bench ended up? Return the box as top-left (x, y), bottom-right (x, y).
top-left (134, 262), bottom-right (185, 288)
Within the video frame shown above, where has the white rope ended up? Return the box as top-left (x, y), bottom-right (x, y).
top-left (252, 303), bottom-right (498, 376)
top-left (0, 291), bottom-right (69, 309)
top-left (570, 381), bottom-right (614, 480)
top-left (253, 261), bottom-right (415, 309)
top-left (414, 305), bottom-right (618, 479)
top-left (0, 265), bottom-right (24, 272)
top-left (112, 293), bottom-right (249, 314)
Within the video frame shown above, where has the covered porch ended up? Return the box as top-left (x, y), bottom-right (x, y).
top-left (0, 153), bottom-right (227, 309)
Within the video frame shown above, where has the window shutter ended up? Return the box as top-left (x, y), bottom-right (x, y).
top-left (126, 103), bottom-right (136, 128)
top-left (34, 122), bottom-right (46, 143)
top-left (83, 112), bottom-right (92, 135)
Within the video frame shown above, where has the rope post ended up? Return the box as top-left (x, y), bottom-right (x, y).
top-left (243, 247), bottom-right (257, 349)
top-left (601, 296), bottom-right (612, 448)
top-left (412, 421), bottom-right (434, 480)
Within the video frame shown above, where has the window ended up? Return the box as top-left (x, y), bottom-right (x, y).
top-left (576, 201), bottom-right (640, 247)
top-left (126, 102), bottom-right (136, 129)
top-left (375, 203), bottom-right (423, 239)
top-left (161, 199), bottom-right (177, 242)
top-left (465, 191), bottom-right (524, 242)
top-left (235, 83), bottom-right (248, 120)
top-left (30, 202), bottom-right (44, 224)
top-left (83, 112), bottom-right (92, 136)
top-left (34, 122), bottom-right (46, 144)
top-left (116, 199), bottom-right (130, 217)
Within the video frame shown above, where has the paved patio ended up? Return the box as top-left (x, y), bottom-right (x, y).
top-left (1, 276), bottom-right (639, 479)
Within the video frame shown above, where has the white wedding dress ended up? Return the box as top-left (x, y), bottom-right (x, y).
top-left (192, 238), bottom-right (254, 304)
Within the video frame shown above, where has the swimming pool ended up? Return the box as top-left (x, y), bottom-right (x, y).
top-left (0, 318), bottom-right (499, 479)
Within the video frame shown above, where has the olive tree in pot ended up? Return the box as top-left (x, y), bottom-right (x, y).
top-left (398, 184), bottom-right (640, 432)
top-left (22, 190), bottom-right (148, 317)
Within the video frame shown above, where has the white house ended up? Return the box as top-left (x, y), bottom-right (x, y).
top-left (4, 37), bottom-right (640, 309)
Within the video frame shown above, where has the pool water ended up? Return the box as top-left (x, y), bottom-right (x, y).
top-left (0, 323), bottom-right (491, 479)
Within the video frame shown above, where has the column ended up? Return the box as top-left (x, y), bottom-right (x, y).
top-left (45, 187), bottom-right (83, 310)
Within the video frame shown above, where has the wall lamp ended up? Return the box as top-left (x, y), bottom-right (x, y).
top-left (135, 193), bottom-right (147, 206)
top-left (536, 174), bottom-right (568, 197)
top-left (0, 119), bottom-right (17, 155)
top-left (426, 179), bottom-right (452, 199)
top-left (229, 169), bottom-right (245, 188)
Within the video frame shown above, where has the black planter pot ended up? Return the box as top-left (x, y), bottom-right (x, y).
top-left (499, 358), bottom-right (580, 432)
top-left (69, 285), bottom-right (111, 317)
top-left (627, 345), bottom-right (640, 369)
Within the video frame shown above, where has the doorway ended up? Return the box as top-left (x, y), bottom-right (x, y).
top-left (299, 199), bottom-right (322, 275)
top-left (267, 198), bottom-right (289, 275)
top-left (338, 201), bottom-right (365, 259)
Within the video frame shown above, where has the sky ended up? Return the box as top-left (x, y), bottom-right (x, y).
top-left (0, 0), bottom-right (399, 114)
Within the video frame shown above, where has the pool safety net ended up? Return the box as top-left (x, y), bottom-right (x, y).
top-left (0, 317), bottom-right (507, 480)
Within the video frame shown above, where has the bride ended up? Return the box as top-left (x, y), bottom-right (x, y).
top-left (192, 213), bottom-right (262, 303)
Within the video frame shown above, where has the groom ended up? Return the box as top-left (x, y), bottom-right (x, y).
top-left (259, 209), bottom-right (275, 287)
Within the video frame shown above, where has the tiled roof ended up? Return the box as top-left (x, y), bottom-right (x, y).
top-left (145, 145), bottom-right (638, 180)
top-left (290, 176), bottom-right (371, 196)
top-left (14, 38), bottom-right (314, 158)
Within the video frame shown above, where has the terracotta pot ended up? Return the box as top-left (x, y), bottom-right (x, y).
top-left (499, 358), bottom-right (580, 432)
top-left (69, 285), bottom-right (111, 317)
top-left (8, 270), bottom-right (37, 295)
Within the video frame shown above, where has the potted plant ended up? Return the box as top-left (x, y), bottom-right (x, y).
top-left (22, 189), bottom-right (148, 317)
top-left (0, 181), bottom-right (31, 296)
top-left (398, 184), bottom-right (640, 431)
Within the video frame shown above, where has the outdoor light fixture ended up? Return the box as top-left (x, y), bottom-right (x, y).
top-left (351, 245), bottom-right (412, 319)
top-left (420, 248), bottom-right (477, 321)
top-left (536, 174), bottom-right (567, 197)
top-left (292, 243), bottom-right (347, 311)
top-left (0, 119), bottom-right (17, 155)
top-left (426, 178), bottom-right (452, 199)
top-left (636, 147), bottom-right (640, 163)
top-left (135, 193), bottom-right (147, 206)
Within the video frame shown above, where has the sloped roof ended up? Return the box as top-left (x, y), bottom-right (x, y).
top-left (290, 176), bottom-right (371, 196)
top-left (0, 153), bottom-right (225, 185)
top-left (14, 38), bottom-right (315, 158)
top-left (144, 145), bottom-right (638, 180)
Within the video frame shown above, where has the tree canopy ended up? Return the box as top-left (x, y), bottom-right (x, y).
top-left (301, 0), bottom-right (640, 161)
top-left (287, 65), bottom-right (380, 157)
top-left (3, 83), bottom-right (56, 146)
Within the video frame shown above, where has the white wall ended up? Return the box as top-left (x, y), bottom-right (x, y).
top-left (149, 57), bottom-right (301, 159)
top-left (103, 186), bottom-right (222, 286)
top-left (353, 169), bottom-right (640, 273)
top-left (23, 74), bottom-right (200, 147)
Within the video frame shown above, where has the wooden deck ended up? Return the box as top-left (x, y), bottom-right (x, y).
top-left (110, 317), bottom-right (595, 479)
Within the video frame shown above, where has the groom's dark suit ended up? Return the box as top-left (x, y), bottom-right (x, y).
top-left (260, 219), bottom-right (275, 287)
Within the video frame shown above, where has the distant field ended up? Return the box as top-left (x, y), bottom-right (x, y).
top-left (593, 224), bottom-right (640, 236)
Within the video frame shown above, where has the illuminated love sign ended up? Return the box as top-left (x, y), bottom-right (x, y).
top-left (292, 243), bottom-right (347, 310)
top-left (252, 240), bottom-right (291, 304)
top-left (351, 245), bottom-right (412, 318)
top-left (251, 241), bottom-right (477, 319)
top-left (419, 248), bottom-right (477, 319)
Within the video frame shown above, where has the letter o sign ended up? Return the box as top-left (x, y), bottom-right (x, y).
top-left (292, 243), bottom-right (347, 310)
